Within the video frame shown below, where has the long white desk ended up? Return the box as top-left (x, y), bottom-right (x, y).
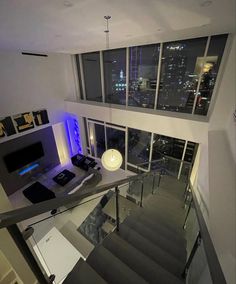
top-left (33, 227), bottom-right (84, 284)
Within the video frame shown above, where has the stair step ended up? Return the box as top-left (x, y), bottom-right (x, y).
top-left (146, 193), bottom-right (185, 208)
top-left (131, 208), bottom-right (184, 234)
top-left (87, 245), bottom-right (148, 284)
top-left (130, 211), bottom-right (186, 246)
top-left (123, 217), bottom-right (187, 262)
top-left (63, 258), bottom-right (107, 284)
top-left (104, 232), bottom-right (184, 282)
top-left (157, 190), bottom-right (185, 203)
top-left (144, 202), bottom-right (185, 222)
top-left (144, 200), bottom-right (185, 218)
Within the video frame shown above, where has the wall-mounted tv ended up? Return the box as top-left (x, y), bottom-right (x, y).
top-left (3, 142), bottom-right (44, 173)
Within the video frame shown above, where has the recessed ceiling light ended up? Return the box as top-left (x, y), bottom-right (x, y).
top-left (200, 0), bottom-right (212, 7)
top-left (63, 1), bottom-right (73, 7)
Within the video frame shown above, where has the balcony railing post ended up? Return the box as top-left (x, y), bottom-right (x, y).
top-left (7, 224), bottom-right (51, 284)
top-left (183, 196), bottom-right (193, 230)
top-left (157, 172), bottom-right (162, 188)
top-left (182, 232), bottom-right (202, 279)
top-left (115, 186), bottom-right (120, 232)
top-left (140, 179), bottom-right (144, 207)
top-left (152, 174), bottom-right (156, 194)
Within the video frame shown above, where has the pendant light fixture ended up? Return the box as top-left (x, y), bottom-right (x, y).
top-left (101, 15), bottom-right (123, 171)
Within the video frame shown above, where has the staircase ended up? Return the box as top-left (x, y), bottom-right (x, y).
top-left (63, 175), bottom-right (187, 284)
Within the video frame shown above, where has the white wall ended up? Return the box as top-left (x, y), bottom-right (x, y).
top-left (0, 184), bottom-right (36, 284)
top-left (208, 131), bottom-right (236, 284)
top-left (0, 52), bottom-right (76, 125)
top-left (66, 101), bottom-right (209, 143)
top-left (206, 35), bottom-right (236, 284)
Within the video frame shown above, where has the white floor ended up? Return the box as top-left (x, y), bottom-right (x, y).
top-left (8, 159), bottom-right (135, 284)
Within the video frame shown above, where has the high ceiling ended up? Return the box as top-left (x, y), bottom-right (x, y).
top-left (0, 0), bottom-right (235, 54)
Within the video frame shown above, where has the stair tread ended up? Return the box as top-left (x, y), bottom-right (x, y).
top-left (143, 204), bottom-right (185, 224)
top-left (130, 211), bottom-right (186, 245)
top-left (123, 217), bottom-right (187, 262)
top-left (146, 193), bottom-right (185, 207)
top-left (63, 258), bottom-right (107, 284)
top-left (103, 231), bottom-right (184, 282)
top-left (87, 245), bottom-right (148, 284)
top-left (132, 207), bottom-right (185, 234)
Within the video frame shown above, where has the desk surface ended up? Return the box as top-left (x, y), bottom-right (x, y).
top-left (33, 227), bottom-right (83, 284)
top-left (102, 194), bottom-right (138, 222)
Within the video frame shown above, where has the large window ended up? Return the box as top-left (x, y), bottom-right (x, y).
top-left (103, 48), bottom-right (126, 105)
top-left (82, 52), bottom-right (102, 102)
top-left (106, 127), bottom-right (125, 169)
top-left (194, 34), bottom-right (228, 115)
top-left (94, 124), bottom-right (106, 158)
top-left (152, 135), bottom-right (185, 160)
top-left (75, 55), bottom-right (84, 100)
top-left (128, 128), bottom-right (151, 169)
top-left (77, 34), bottom-right (228, 117)
top-left (157, 37), bottom-right (207, 113)
top-left (128, 44), bottom-right (160, 109)
top-left (84, 118), bottom-right (197, 178)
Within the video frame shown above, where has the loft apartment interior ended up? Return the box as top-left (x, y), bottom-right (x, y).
top-left (0, 1), bottom-right (235, 284)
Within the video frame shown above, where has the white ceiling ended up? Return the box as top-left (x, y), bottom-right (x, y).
top-left (0, 0), bottom-right (235, 54)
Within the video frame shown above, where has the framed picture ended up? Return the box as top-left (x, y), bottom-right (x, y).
top-left (33, 109), bottom-right (49, 126)
top-left (0, 116), bottom-right (16, 138)
top-left (13, 112), bottom-right (34, 133)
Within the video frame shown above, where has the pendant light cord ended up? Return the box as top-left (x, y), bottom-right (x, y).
top-left (104, 15), bottom-right (112, 125)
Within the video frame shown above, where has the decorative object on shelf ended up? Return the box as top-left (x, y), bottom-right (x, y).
top-left (66, 116), bottom-right (82, 156)
top-left (101, 15), bottom-right (123, 171)
top-left (33, 109), bottom-right (49, 126)
top-left (53, 169), bottom-right (76, 186)
top-left (0, 116), bottom-right (16, 138)
top-left (13, 112), bottom-right (34, 132)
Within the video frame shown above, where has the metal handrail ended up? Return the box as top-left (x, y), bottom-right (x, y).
top-left (135, 152), bottom-right (192, 169)
top-left (0, 169), bottom-right (159, 229)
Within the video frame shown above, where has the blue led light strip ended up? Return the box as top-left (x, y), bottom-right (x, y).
top-left (18, 163), bottom-right (39, 176)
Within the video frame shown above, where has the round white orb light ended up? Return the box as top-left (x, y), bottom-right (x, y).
top-left (101, 149), bottom-right (123, 171)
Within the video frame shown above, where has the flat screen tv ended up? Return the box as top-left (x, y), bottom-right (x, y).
top-left (4, 142), bottom-right (44, 173)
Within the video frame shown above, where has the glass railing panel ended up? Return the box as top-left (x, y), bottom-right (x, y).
top-left (180, 161), bottom-right (192, 183)
top-left (126, 178), bottom-right (143, 205)
top-left (143, 174), bottom-right (155, 197)
top-left (164, 157), bottom-right (182, 178)
top-left (187, 242), bottom-right (213, 284)
top-left (23, 192), bottom-right (117, 283)
top-left (185, 204), bottom-right (200, 258)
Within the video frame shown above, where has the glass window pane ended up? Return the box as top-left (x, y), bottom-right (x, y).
top-left (152, 134), bottom-right (185, 160)
top-left (103, 48), bottom-right (126, 105)
top-left (88, 121), bottom-right (95, 156)
top-left (157, 37), bottom-right (207, 113)
top-left (82, 52), bottom-right (102, 102)
top-left (83, 118), bottom-right (89, 148)
top-left (194, 34), bottom-right (228, 115)
top-left (184, 141), bottom-right (197, 163)
top-left (94, 124), bottom-right (105, 158)
top-left (106, 127), bottom-right (125, 169)
top-left (128, 128), bottom-right (151, 168)
top-left (128, 44), bottom-right (160, 109)
top-left (75, 55), bottom-right (84, 100)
